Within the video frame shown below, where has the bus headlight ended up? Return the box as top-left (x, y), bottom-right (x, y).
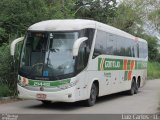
top-left (58, 80), bottom-right (79, 90)
top-left (19, 77), bottom-right (28, 87)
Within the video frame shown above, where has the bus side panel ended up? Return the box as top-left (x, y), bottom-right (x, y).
top-left (86, 55), bottom-right (132, 97)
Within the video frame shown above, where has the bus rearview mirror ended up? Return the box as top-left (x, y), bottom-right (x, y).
top-left (10, 37), bottom-right (24, 56)
top-left (73, 37), bottom-right (88, 56)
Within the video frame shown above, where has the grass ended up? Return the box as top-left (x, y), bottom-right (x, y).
top-left (147, 61), bottom-right (160, 80)
top-left (0, 84), bottom-right (12, 97)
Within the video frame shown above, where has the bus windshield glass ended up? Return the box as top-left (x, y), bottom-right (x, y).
top-left (19, 31), bottom-right (78, 80)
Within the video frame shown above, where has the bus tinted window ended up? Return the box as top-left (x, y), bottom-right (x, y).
top-left (116, 36), bottom-right (125, 56)
top-left (93, 30), bottom-right (106, 57)
top-left (107, 34), bottom-right (117, 55)
top-left (123, 38), bottom-right (132, 57)
top-left (93, 30), bottom-right (148, 59)
top-left (107, 35), bottom-right (135, 57)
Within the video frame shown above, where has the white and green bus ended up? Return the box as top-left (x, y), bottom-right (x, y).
top-left (11, 19), bottom-right (148, 106)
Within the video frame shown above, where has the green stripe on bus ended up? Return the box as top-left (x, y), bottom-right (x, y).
top-left (28, 79), bottom-right (71, 87)
top-left (19, 75), bottom-right (71, 87)
top-left (98, 58), bottom-right (102, 71)
top-left (98, 58), bottom-right (147, 71)
top-left (124, 71), bottom-right (128, 81)
top-left (127, 60), bottom-right (131, 70)
top-left (135, 61), bottom-right (138, 70)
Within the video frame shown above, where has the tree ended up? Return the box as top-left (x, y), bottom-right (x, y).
top-left (74, 0), bottom-right (117, 24)
top-left (0, 0), bottom-right (75, 45)
top-left (0, 0), bottom-right (51, 44)
top-left (148, 9), bottom-right (160, 32)
top-left (111, 0), bottom-right (143, 35)
top-left (138, 34), bottom-right (158, 61)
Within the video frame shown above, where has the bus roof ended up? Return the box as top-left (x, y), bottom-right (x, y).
top-left (28, 19), bottom-right (147, 43)
top-left (28, 19), bottom-right (96, 31)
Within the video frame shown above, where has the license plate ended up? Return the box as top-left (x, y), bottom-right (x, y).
top-left (36, 93), bottom-right (47, 100)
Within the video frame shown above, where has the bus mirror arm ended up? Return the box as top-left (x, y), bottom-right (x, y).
top-left (10, 37), bottom-right (24, 56)
top-left (72, 37), bottom-right (88, 56)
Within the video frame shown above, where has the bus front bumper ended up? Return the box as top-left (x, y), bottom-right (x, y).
top-left (17, 84), bottom-right (77, 102)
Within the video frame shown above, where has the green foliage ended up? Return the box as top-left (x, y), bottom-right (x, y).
top-left (0, 43), bottom-right (15, 88)
top-left (136, 33), bottom-right (159, 61)
top-left (74, 0), bottom-right (117, 23)
top-left (111, 1), bottom-right (142, 34)
top-left (147, 61), bottom-right (160, 80)
top-left (0, 84), bottom-right (12, 97)
top-left (148, 9), bottom-right (160, 31)
top-left (0, 0), bottom-right (47, 43)
top-left (144, 35), bottom-right (158, 61)
top-left (0, 0), bottom-right (75, 45)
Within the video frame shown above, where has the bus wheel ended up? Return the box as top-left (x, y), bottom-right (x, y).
top-left (137, 78), bottom-right (141, 88)
top-left (84, 83), bottom-right (98, 107)
top-left (41, 100), bottom-right (52, 105)
top-left (128, 79), bottom-right (136, 95)
top-left (134, 81), bottom-right (138, 94)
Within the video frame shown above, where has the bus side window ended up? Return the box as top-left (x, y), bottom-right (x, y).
top-left (107, 34), bottom-right (117, 55)
top-left (116, 36), bottom-right (125, 56)
top-left (92, 30), bottom-right (106, 58)
top-left (131, 45), bottom-right (135, 57)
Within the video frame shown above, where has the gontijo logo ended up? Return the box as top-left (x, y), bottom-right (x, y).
top-left (98, 58), bottom-right (122, 71)
top-left (98, 58), bottom-right (146, 71)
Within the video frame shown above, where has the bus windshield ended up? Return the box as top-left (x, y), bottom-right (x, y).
top-left (19, 31), bottom-right (78, 80)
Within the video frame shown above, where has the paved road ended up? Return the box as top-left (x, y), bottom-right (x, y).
top-left (0, 80), bottom-right (160, 114)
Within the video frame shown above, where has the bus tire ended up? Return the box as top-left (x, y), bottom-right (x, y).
top-left (41, 100), bottom-right (52, 105)
top-left (134, 81), bottom-right (138, 94)
top-left (128, 79), bottom-right (136, 95)
top-left (137, 77), bottom-right (141, 88)
top-left (84, 83), bottom-right (98, 107)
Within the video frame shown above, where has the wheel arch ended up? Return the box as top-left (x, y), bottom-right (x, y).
top-left (87, 79), bottom-right (100, 98)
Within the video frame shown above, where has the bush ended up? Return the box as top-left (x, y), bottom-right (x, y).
top-left (0, 84), bottom-right (12, 97)
top-left (0, 43), bottom-right (17, 96)
top-left (147, 61), bottom-right (160, 80)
